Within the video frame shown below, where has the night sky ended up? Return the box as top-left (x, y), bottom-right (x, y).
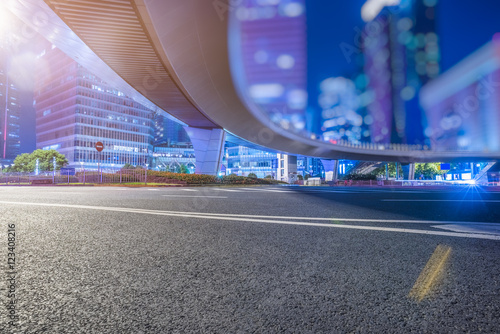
top-left (307, 0), bottom-right (500, 86)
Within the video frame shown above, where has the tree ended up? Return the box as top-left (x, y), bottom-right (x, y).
top-left (179, 164), bottom-right (189, 174)
top-left (121, 163), bottom-right (134, 170)
top-left (415, 163), bottom-right (445, 180)
top-left (247, 173), bottom-right (257, 178)
top-left (371, 163), bottom-right (403, 179)
top-left (11, 150), bottom-right (68, 172)
top-left (297, 174), bottom-right (304, 180)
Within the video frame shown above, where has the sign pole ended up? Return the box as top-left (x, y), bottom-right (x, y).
top-left (95, 142), bottom-right (104, 184)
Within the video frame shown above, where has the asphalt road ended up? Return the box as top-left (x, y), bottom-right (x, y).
top-left (0, 185), bottom-right (499, 333)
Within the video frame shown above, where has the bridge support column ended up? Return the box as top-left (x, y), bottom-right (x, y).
top-left (184, 127), bottom-right (226, 176)
top-left (401, 163), bottom-right (416, 180)
top-left (321, 159), bottom-right (339, 182)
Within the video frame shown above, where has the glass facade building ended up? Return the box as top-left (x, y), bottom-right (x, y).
top-left (420, 39), bottom-right (500, 153)
top-left (0, 36), bottom-right (21, 166)
top-left (152, 144), bottom-right (196, 173)
top-left (224, 144), bottom-right (277, 178)
top-left (224, 143), bottom-right (324, 180)
top-left (362, 0), bottom-right (440, 145)
top-left (236, 0), bottom-right (308, 133)
top-left (35, 45), bottom-right (154, 169)
top-left (153, 113), bottom-right (190, 146)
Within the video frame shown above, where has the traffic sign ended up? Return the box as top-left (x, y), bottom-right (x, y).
top-left (95, 142), bottom-right (104, 152)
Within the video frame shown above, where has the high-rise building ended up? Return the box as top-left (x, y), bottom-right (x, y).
top-left (235, 0), bottom-right (308, 133)
top-left (35, 45), bottom-right (154, 169)
top-left (420, 38), bottom-right (500, 152)
top-left (362, 0), bottom-right (440, 145)
top-left (0, 27), bottom-right (21, 166)
top-left (153, 113), bottom-right (190, 146)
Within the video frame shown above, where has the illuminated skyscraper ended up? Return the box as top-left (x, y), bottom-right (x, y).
top-left (0, 50), bottom-right (21, 165)
top-left (362, 0), bottom-right (440, 145)
top-left (235, 0), bottom-right (308, 132)
top-left (153, 113), bottom-right (190, 146)
top-left (0, 31), bottom-right (21, 165)
top-left (35, 45), bottom-right (154, 169)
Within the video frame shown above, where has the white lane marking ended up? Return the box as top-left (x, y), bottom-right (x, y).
top-left (115, 210), bottom-right (491, 226)
top-left (242, 188), bottom-right (290, 193)
top-left (432, 224), bottom-right (500, 236)
top-left (298, 190), bottom-right (367, 194)
top-left (211, 188), bottom-right (244, 192)
top-left (162, 195), bottom-right (227, 198)
top-left (0, 201), bottom-right (498, 241)
top-left (381, 199), bottom-right (500, 203)
top-left (181, 189), bottom-right (199, 192)
top-left (36, 192), bottom-right (84, 195)
top-left (148, 189), bottom-right (160, 191)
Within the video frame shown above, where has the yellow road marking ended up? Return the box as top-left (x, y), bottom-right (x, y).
top-left (408, 245), bottom-right (452, 302)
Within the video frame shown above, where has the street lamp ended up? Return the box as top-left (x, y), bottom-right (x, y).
top-left (80, 161), bottom-right (86, 185)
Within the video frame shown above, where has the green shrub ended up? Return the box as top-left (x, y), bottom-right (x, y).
top-left (247, 173), bottom-right (257, 178)
top-left (145, 171), bottom-right (286, 185)
top-left (344, 173), bottom-right (377, 181)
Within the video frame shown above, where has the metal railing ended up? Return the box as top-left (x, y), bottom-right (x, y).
top-left (0, 169), bottom-right (159, 185)
top-left (324, 179), bottom-right (480, 187)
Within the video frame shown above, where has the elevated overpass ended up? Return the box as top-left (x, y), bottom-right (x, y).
top-left (4, 0), bottom-right (499, 175)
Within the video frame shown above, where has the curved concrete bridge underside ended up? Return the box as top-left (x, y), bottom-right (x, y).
top-left (5, 0), bottom-right (499, 175)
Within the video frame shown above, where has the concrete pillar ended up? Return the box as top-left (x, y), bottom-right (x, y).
top-left (401, 163), bottom-right (416, 180)
top-left (184, 127), bottom-right (226, 175)
top-left (321, 159), bottom-right (339, 182)
top-left (396, 162), bottom-right (400, 180)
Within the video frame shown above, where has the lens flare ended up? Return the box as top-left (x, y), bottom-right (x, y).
top-left (0, 4), bottom-right (12, 36)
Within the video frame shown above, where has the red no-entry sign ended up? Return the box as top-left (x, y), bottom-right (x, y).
top-left (95, 142), bottom-right (104, 152)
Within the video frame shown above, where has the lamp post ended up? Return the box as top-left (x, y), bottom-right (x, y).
top-left (52, 157), bottom-right (56, 184)
top-left (145, 163), bottom-right (149, 185)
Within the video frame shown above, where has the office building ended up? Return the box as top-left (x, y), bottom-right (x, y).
top-left (420, 38), bottom-right (500, 152)
top-left (235, 0), bottom-right (308, 132)
top-left (224, 144), bottom-right (277, 178)
top-left (151, 143), bottom-right (196, 173)
top-left (362, 0), bottom-right (440, 145)
top-left (153, 113), bottom-right (190, 146)
top-left (35, 45), bottom-right (154, 169)
top-left (0, 23), bottom-right (21, 165)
